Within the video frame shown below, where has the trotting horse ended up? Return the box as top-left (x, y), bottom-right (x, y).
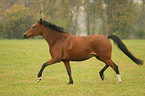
top-left (23, 18), bottom-right (143, 84)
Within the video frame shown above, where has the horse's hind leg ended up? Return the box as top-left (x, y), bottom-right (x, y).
top-left (93, 55), bottom-right (109, 81)
top-left (94, 55), bottom-right (109, 81)
top-left (102, 59), bottom-right (122, 83)
top-left (99, 64), bottom-right (109, 80)
top-left (112, 62), bottom-right (122, 83)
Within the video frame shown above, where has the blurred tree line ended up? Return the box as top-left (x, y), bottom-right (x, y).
top-left (0, 0), bottom-right (144, 39)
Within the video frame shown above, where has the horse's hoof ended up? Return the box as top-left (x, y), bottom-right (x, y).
top-left (99, 72), bottom-right (105, 81)
top-left (101, 75), bottom-right (104, 80)
top-left (37, 77), bottom-right (41, 83)
top-left (67, 81), bottom-right (73, 85)
top-left (99, 74), bottom-right (104, 81)
top-left (118, 80), bottom-right (122, 83)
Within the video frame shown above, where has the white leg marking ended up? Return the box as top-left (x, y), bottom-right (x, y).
top-left (37, 77), bottom-right (42, 82)
top-left (117, 74), bottom-right (122, 83)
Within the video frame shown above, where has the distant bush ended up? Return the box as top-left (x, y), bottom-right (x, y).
top-left (136, 29), bottom-right (145, 39)
top-left (4, 4), bottom-right (35, 39)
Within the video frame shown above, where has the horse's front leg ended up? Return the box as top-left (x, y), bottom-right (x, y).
top-left (37, 58), bottom-right (59, 82)
top-left (63, 61), bottom-right (73, 84)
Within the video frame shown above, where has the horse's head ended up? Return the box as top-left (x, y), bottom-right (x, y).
top-left (23, 18), bottom-right (43, 39)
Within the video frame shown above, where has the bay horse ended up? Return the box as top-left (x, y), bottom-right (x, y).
top-left (23, 18), bottom-right (143, 84)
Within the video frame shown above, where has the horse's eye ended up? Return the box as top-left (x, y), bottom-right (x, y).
top-left (33, 26), bottom-right (36, 28)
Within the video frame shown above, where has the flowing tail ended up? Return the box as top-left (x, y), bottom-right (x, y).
top-left (108, 35), bottom-right (143, 65)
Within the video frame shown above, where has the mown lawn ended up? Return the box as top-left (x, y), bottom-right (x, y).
top-left (0, 39), bottom-right (145, 96)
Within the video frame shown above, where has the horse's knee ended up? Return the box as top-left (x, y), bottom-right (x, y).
top-left (42, 63), bottom-right (47, 68)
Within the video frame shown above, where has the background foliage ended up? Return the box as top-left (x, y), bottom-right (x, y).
top-left (0, 0), bottom-right (145, 39)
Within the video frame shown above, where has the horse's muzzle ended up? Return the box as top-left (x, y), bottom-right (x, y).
top-left (23, 34), bottom-right (29, 39)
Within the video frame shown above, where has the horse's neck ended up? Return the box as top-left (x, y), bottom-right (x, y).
top-left (41, 27), bottom-right (68, 47)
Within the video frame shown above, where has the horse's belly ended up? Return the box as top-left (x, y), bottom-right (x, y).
top-left (63, 48), bottom-right (96, 61)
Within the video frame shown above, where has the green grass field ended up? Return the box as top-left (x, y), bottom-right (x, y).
top-left (0, 39), bottom-right (145, 96)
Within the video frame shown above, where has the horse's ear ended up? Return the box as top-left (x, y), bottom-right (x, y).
top-left (39, 18), bottom-right (42, 24)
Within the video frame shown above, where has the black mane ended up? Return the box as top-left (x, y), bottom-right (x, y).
top-left (41, 20), bottom-right (66, 33)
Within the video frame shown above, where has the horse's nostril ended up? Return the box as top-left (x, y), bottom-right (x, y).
top-left (23, 34), bottom-right (28, 39)
top-left (23, 34), bottom-right (26, 37)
